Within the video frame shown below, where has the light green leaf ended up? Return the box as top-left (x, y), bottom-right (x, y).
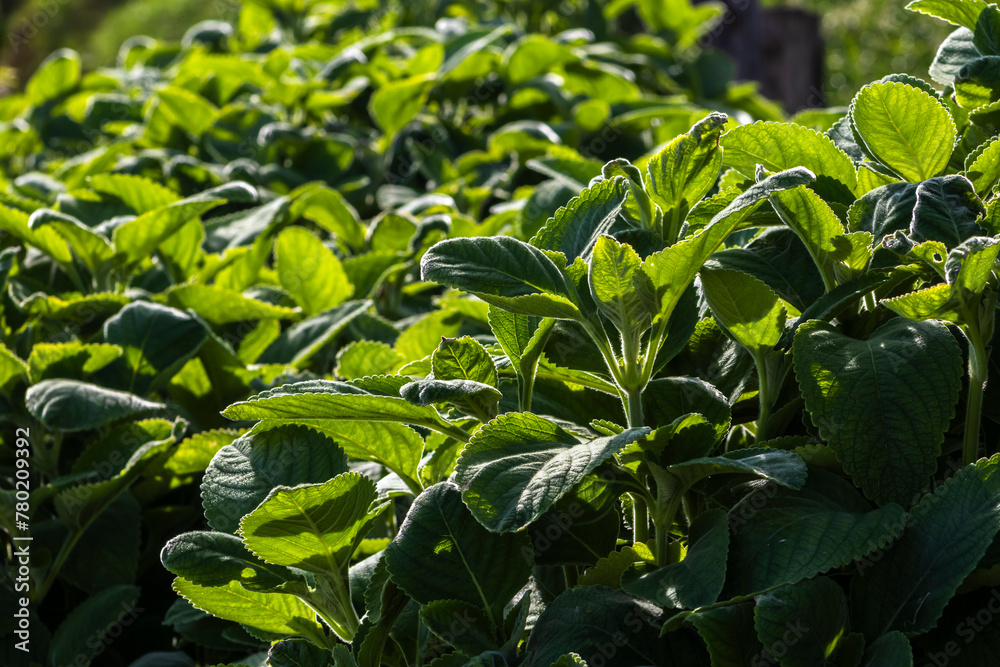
top-left (955, 55), bottom-right (1000, 108)
top-left (720, 121), bottom-right (858, 202)
top-left (647, 112), bottom-right (727, 216)
top-left (257, 300), bottom-right (372, 368)
top-left (621, 509), bottom-right (729, 609)
top-left (15, 291), bottom-right (128, 320)
top-left (881, 283), bottom-right (961, 322)
top-left (161, 530), bottom-right (294, 590)
top-left (26, 48), bottom-right (80, 105)
top-left (767, 184), bottom-right (847, 282)
top-left (851, 465), bottom-right (1000, 640)
top-left (28, 209), bottom-right (115, 271)
top-left (173, 577), bottom-right (323, 639)
top-left (529, 176), bottom-right (627, 262)
top-left (700, 268), bottom-right (786, 353)
top-left (906, 0), bottom-right (990, 31)
top-left (965, 134), bottom-right (1000, 195)
top-left (0, 344), bottom-right (28, 395)
top-left (275, 227), bottom-right (353, 315)
top-left (794, 318), bottom-right (963, 505)
top-left (27, 341), bottom-right (122, 382)
top-left (589, 235), bottom-right (657, 337)
top-left (369, 73), bottom-right (435, 139)
top-left (0, 203), bottom-right (72, 264)
top-left (238, 319), bottom-right (282, 365)
top-left (162, 428), bottom-right (240, 476)
top-left (384, 482), bottom-right (531, 616)
top-left (240, 472), bottom-right (382, 574)
top-left (453, 412), bottom-right (650, 532)
top-left (400, 378), bottom-right (502, 422)
top-left (335, 341), bottom-right (403, 379)
top-left (165, 284), bottom-right (298, 325)
top-left (113, 199), bottom-right (224, 266)
top-left (25, 379), bottom-right (164, 432)
top-left (431, 336), bottom-right (498, 386)
top-left (156, 86), bottom-right (218, 135)
top-left (394, 308), bottom-right (463, 362)
top-left (850, 81), bottom-right (956, 182)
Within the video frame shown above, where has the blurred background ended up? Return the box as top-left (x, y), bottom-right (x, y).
top-left (0, 0), bottom-right (954, 109)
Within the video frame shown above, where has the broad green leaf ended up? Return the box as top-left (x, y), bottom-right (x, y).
top-left (421, 236), bottom-right (579, 317)
top-left (27, 341), bottom-right (122, 382)
top-left (529, 176), bottom-right (627, 262)
top-left (49, 585), bottom-right (139, 667)
top-left (335, 341), bottom-right (403, 379)
top-left (724, 470), bottom-right (909, 595)
top-left (15, 290), bottom-right (129, 320)
top-left (909, 175), bottom-right (986, 247)
top-left (401, 378), bottom-right (501, 419)
top-left (113, 199), bottom-right (223, 266)
top-left (162, 428), bottom-right (240, 476)
top-left (720, 122), bottom-right (858, 202)
top-left (502, 34), bottom-right (577, 84)
top-left (577, 544), bottom-right (655, 588)
top-left (974, 3), bottom-right (1000, 53)
top-left (862, 632), bottom-right (912, 665)
top-left (794, 318), bottom-right (963, 505)
top-left (161, 530), bottom-right (294, 590)
top-left (846, 181), bottom-right (919, 242)
top-left (394, 308), bottom-right (463, 362)
top-left (522, 586), bottom-right (665, 667)
top-left (0, 344), bottom-right (28, 395)
top-left (89, 173), bottom-right (179, 212)
top-left (454, 412), bottom-right (649, 532)
top-left (173, 577), bottom-right (324, 639)
top-left (642, 377), bottom-right (731, 438)
top-left (420, 600), bottom-right (499, 655)
top-left (931, 27), bottom-right (981, 85)
top-left (622, 510), bottom-right (729, 609)
top-left (647, 112), bottom-right (727, 216)
top-left (269, 638), bottom-right (336, 667)
top-left (201, 424), bottom-right (350, 533)
top-left (290, 184), bottom-right (365, 252)
top-left (165, 284), bottom-right (298, 325)
top-left (26, 48), bottom-right (80, 105)
top-left (642, 168), bottom-right (815, 326)
top-left (275, 227), bottom-right (353, 315)
top-left (156, 86), bottom-right (218, 135)
top-left (103, 301), bottom-right (210, 395)
top-left (881, 282), bottom-right (961, 322)
top-left (589, 235), bottom-right (657, 336)
top-left (700, 268), bottom-right (786, 353)
top-left (240, 472), bottom-right (382, 574)
top-left (946, 235), bottom-right (1000, 297)
top-left (369, 73), bottom-right (435, 138)
top-left (432, 336), bottom-right (497, 386)
top-left (666, 448), bottom-right (808, 491)
top-left (850, 81), bottom-right (956, 182)
top-left (688, 603), bottom-right (763, 667)
top-left (384, 482), bottom-right (531, 618)
top-left (222, 380), bottom-right (467, 440)
top-left (778, 272), bottom-right (892, 349)
top-left (257, 300), bottom-right (372, 368)
top-left (767, 184), bottom-right (847, 282)
top-left (956, 55), bottom-right (1000, 108)
top-left (906, 0), bottom-right (990, 31)
top-left (851, 465), bottom-right (1000, 640)
top-left (25, 379), bottom-right (164, 432)
top-left (754, 577), bottom-right (852, 667)
top-left (28, 208), bottom-right (115, 271)
top-left (70, 418), bottom-right (174, 477)
top-left (0, 203), bottom-right (72, 264)
top-left (965, 134), bottom-right (1000, 195)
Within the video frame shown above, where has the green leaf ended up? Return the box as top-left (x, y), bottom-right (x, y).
top-left (725, 470), bottom-right (909, 595)
top-left (643, 168), bottom-right (815, 326)
top-left (767, 184), bottom-right (847, 282)
top-left (240, 472), bottom-right (382, 574)
top-left (720, 122), bottom-right (858, 202)
top-left (956, 56), bottom-right (1000, 108)
top-left (700, 268), bottom-right (787, 353)
top-left (384, 482), bottom-right (531, 616)
top-left (909, 175), bottom-right (986, 248)
top-left (666, 448), bottom-right (808, 491)
top-left (906, 0), bottom-right (990, 31)
top-left (26, 48), bottom-right (80, 105)
top-left (753, 577), bottom-right (852, 667)
top-left (25, 379), bottom-right (164, 432)
top-left (257, 300), bottom-right (372, 368)
top-left (931, 27), bottom-right (981, 85)
top-left (454, 412), bottom-right (649, 532)
top-left (688, 602), bottom-right (763, 667)
top-left (431, 336), bottom-right (498, 387)
top-left (0, 203), bottom-right (72, 264)
top-left (173, 577), bottom-right (324, 640)
top-left (14, 290), bottom-right (129, 320)
top-left (335, 341), bottom-right (403, 379)
top-left (27, 341), bottom-right (122, 382)
top-left (850, 81), bottom-right (956, 182)
top-left (162, 428), bottom-right (240, 476)
top-left (49, 585), bottom-right (139, 667)
top-left (222, 380), bottom-right (466, 440)
top-left (647, 112), bottom-right (727, 216)
top-left (161, 530), bottom-right (294, 590)
top-left (589, 235), bottom-right (658, 337)
top-left (862, 632), bottom-right (912, 665)
top-left (394, 309), bottom-right (463, 363)
top-left (166, 284), bottom-right (298, 325)
top-left (113, 199), bottom-right (224, 266)
top-left (269, 638), bottom-right (335, 667)
top-left (400, 378), bottom-right (502, 422)
top-left (275, 227), bottom-right (353, 315)
top-left (974, 3), bottom-right (1000, 53)
top-left (420, 600), bottom-right (500, 655)
top-left (851, 465), bottom-right (1000, 640)
top-left (28, 209), bottom-right (115, 271)
top-left (201, 424), bottom-right (350, 533)
top-left (522, 586), bottom-right (665, 667)
top-left (0, 344), bottom-right (28, 396)
top-left (530, 177), bottom-right (627, 262)
top-left (793, 318), bottom-right (963, 505)
top-left (369, 73), bottom-right (435, 138)
top-left (965, 135), bottom-right (1000, 195)
top-left (621, 509), bottom-right (729, 609)
top-left (421, 236), bottom-right (579, 318)
top-left (104, 301), bottom-right (210, 395)
top-left (642, 377), bottom-right (731, 438)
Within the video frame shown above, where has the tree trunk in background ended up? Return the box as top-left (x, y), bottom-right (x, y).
top-left (697, 0), bottom-right (826, 113)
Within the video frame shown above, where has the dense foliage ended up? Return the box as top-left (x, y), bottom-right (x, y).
top-left (3, 0), bottom-right (1000, 666)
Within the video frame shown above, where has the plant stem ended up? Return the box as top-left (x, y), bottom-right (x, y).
top-left (653, 491), bottom-right (684, 566)
top-left (963, 319), bottom-right (989, 466)
top-left (36, 530), bottom-right (82, 603)
top-left (753, 355), bottom-right (771, 445)
top-left (563, 565), bottom-right (578, 589)
top-left (631, 495), bottom-right (648, 544)
top-left (625, 387), bottom-right (644, 429)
